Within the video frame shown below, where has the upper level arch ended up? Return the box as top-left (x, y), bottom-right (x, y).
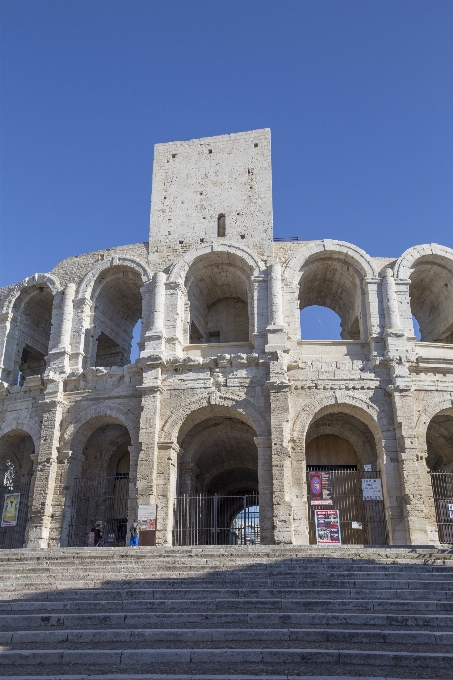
top-left (395, 244), bottom-right (453, 343)
top-left (283, 241), bottom-right (376, 341)
top-left (169, 244), bottom-right (264, 345)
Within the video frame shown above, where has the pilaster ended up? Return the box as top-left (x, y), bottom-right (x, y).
top-left (254, 436), bottom-right (274, 544)
top-left (155, 440), bottom-right (179, 545)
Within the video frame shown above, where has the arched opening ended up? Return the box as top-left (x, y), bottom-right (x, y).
top-left (66, 421), bottom-right (131, 547)
top-left (10, 285), bottom-right (54, 385)
top-left (300, 306), bottom-right (343, 340)
top-left (0, 430), bottom-right (35, 549)
top-left (426, 409), bottom-right (453, 544)
top-left (298, 257), bottom-right (364, 340)
top-left (90, 268), bottom-right (143, 367)
top-left (174, 408), bottom-right (259, 545)
top-left (185, 253), bottom-right (252, 345)
top-left (305, 411), bottom-right (387, 545)
top-left (217, 214), bottom-right (226, 237)
top-left (409, 259), bottom-right (453, 343)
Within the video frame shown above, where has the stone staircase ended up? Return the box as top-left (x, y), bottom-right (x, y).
top-left (0, 545), bottom-right (452, 680)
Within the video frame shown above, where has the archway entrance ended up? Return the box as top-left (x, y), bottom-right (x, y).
top-left (173, 411), bottom-right (260, 545)
top-left (66, 422), bottom-right (131, 547)
top-left (426, 409), bottom-right (453, 544)
top-left (305, 412), bottom-right (388, 545)
top-left (0, 430), bottom-right (34, 549)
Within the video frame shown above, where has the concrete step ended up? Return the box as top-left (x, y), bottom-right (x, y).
top-left (0, 647), bottom-right (452, 670)
top-left (1, 627), bottom-right (452, 646)
top-left (2, 611), bottom-right (451, 631)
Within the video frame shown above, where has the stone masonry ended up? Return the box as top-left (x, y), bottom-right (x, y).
top-left (0, 128), bottom-right (452, 548)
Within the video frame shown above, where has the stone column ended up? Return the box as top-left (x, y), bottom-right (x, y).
top-left (164, 281), bottom-right (184, 357)
top-left (50, 449), bottom-right (85, 547)
top-left (254, 436), bottom-right (274, 544)
top-left (252, 275), bottom-right (267, 353)
top-left (155, 440), bottom-right (179, 546)
top-left (267, 363), bottom-right (294, 544)
top-left (383, 269), bottom-right (401, 331)
top-left (46, 283), bottom-right (76, 376)
top-left (69, 297), bottom-right (92, 372)
top-left (265, 262), bottom-right (288, 352)
top-left (136, 378), bottom-right (162, 508)
top-left (25, 395), bottom-right (67, 548)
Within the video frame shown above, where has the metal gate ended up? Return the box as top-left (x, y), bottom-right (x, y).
top-left (0, 481), bottom-right (31, 549)
top-left (173, 494), bottom-right (260, 546)
top-left (430, 472), bottom-right (453, 544)
top-left (306, 469), bottom-right (389, 545)
top-left (67, 474), bottom-right (129, 547)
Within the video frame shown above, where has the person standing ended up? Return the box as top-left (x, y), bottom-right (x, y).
top-left (129, 520), bottom-right (140, 547)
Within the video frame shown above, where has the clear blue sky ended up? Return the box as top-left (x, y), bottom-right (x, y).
top-left (1, 0), bottom-right (452, 299)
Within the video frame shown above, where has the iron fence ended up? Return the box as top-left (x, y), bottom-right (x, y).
top-left (67, 474), bottom-right (130, 547)
top-left (173, 494), bottom-right (260, 546)
top-left (306, 469), bottom-right (389, 545)
top-left (430, 472), bottom-right (453, 544)
top-left (0, 481), bottom-right (31, 549)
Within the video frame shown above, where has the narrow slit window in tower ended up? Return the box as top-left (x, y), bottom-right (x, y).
top-left (217, 214), bottom-right (226, 237)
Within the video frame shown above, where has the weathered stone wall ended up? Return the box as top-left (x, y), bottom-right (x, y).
top-left (0, 129), bottom-right (452, 549)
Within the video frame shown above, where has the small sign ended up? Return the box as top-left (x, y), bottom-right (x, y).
top-left (351, 521), bottom-right (363, 529)
top-left (315, 509), bottom-right (341, 545)
top-left (362, 478), bottom-right (383, 501)
top-left (309, 471), bottom-right (333, 506)
top-left (363, 465), bottom-right (372, 471)
top-left (1, 493), bottom-right (20, 527)
top-left (138, 504), bottom-right (157, 531)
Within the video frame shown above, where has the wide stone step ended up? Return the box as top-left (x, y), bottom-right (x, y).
top-left (1, 597), bottom-right (452, 615)
top-left (2, 611), bottom-right (451, 632)
top-left (0, 647), bottom-right (452, 670)
top-left (1, 626), bottom-right (452, 646)
top-left (0, 584), bottom-right (453, 610)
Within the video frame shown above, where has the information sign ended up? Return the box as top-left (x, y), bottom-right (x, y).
top-left (315, 509), bottom-right (341, 545)
top-left (1, 493), bottom-right (20, 527)
top-left (309, 471), bottom-right (333, 506)
top-left (138, 504), bottom-right (157, 530)
top-left (351, 521), bottom-right (362, 529)
top-left (361, 478), bottom-right (383, 501)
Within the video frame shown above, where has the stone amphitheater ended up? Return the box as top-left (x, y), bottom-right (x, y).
top-left (0, 129), bottom-right (452, 678)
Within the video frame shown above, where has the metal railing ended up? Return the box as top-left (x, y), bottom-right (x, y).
top-left (173, 494), bottom-right (260, 546)
top-left (306, 469), bottom-right (389, 545)
top-left (430, 472), bottom-right (453, 544)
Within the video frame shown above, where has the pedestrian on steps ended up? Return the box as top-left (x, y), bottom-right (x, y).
top-left (129, 520), bottom-right (140, 547)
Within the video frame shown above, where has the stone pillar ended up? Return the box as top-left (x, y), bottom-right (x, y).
top-left (142, 272), bottom-right (167, 357)
top-left (46, 283), bottom-right (76, 376)
top-left (155, 440), bottom-right (179, 546)
top-left (0, 311), bottom-right (17, 384)
top-left (69, 297), bottom-right (92, 372)
top-left (252, 275), bottom-right (267, 353)
top-left (50, 449), bottom-right (85, 547)
top-left (290, 436), bottom-right (310, 545)
top-left (267, 363), bottom-right (294, 544)
top-left (254, 436), bottom-right (274, 544)
top-left (265, 262), bottom-right (288, 352)
top-left (164, 281), bottom-right (184, 357)
top-left (383, 269), bottom-right (401, 331)
top-left (25, 395), bottom-right (66, 548)
top-left (136, 378), bottom-right (162, 508)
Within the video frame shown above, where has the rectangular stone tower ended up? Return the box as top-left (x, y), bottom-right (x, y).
top-left (149, 128), bottom-right (273, 259)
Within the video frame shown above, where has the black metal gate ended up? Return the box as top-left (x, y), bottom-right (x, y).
top-left (0, 481), bottom-right (31, 549)
top-left (306, 469), bottom-right (389, 545)
top-left (67, 475), bottom-right (129, 547)
top-left (430, 472), bottom-right (453, 544)
top-left (173, 494), bottom-right (260, 546)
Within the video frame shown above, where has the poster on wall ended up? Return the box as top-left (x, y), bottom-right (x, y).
top-left (138, 504), bottom-right (157, 530)
top-left (361, 478), bottom-right (383, 501)
top-left (315, 509), bottom-right (341, 545)
top-left (309, 471), bottom-right (333, 506)
top-left (1, 493), bottom-right (20, 527)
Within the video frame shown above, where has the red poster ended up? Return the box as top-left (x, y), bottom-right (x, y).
top-left (315, 509), bottom-right (341, 545)
top-left (309, 471), bottom-right (333, 506)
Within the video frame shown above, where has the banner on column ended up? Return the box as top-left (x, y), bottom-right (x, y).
top-left (1, 493), bottom-right (20, 527)
top-left (138, 504), bottom-right (157, 546)
top-left (315, 509), bottom-right (341, 545)
top-left (309, 471), bottom-right (333, 506)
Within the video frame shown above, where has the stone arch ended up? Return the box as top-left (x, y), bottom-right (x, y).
top-left (283, 240), bottom-right (377, 286)
top-left (394, 243), bottom-right (453, 281)
top-left (0, 416), bottom-right (41, 452)
top-left (292, 390), bottom-right (393, 459)
top-left (167, 242), bottom-right (264, 284)
top-left (76, 257), bottom-right (152, 299)
top-left (1, 273), bottom-right (61, 315)
top-left (283, 241), bottom-right (376, 342)
top-left (161, 391), bottom-right (271, 443)
top-left (394, 244), bottom-right (453, 343)
top-left (61, 403), bottom-right (139, 458)
top-left (415, 396), bottom-right (453, 440)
